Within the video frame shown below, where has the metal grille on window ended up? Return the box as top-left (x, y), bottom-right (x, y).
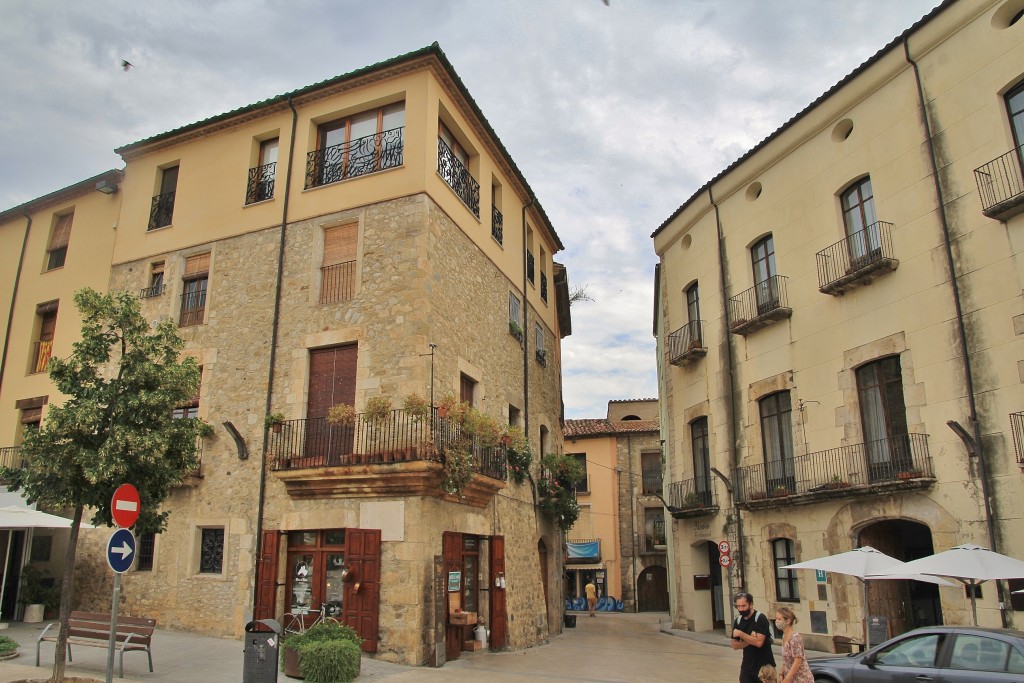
top-left (200, 528), bottom-right (224, 573)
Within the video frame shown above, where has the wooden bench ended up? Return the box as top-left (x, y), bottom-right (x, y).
top-left (36, 610), bottom-right (156, 678)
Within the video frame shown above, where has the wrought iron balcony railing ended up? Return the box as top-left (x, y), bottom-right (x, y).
top-left (32, 340), bottom-right (53, 374)
top-left (0, 446), bottom-right (24, 471)
top-left (527, 251), bottom-right (535, 284)
top-left (179, 289), bottom-right (206, 327)
top-left (139, 283), bottom-right (166, 299)
top-left (320, 261), bottom-right (356, 304)
top-left (734, 433), bottom-right (932, 505)
top-left (306, 127), bottom-right (404, 189)
top-left (668, 320), bottom-right (706, 366)
top-left (148, 191), bottom-right (175, 231)
top-left (728, 275), bottom-right (791, 335)
top-left (642, 471), bottom-right (663, 496)
top-left (245, 162), bottom-right (276, 204)
top-left (267, 408), bottom-right (507, 481)
top-left (492, 205), bottom-right (503, 244)
top-left (667, 477), bottom-right (718, 517)
top-left (974, 146), bottom-right (1024, 220)
top-left (541, 272), bottom-right (548, 303)
top-left (816, 221), bottom-right (898, 295)
top-left (645, 519), bottom-right (667, 552)
top-left (1011, 411), bottom-right (1024, 466)
top-left (437, 138), bottom-right (479, 216)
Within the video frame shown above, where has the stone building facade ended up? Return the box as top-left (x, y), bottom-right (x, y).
top-left (2, 44), bottom-right (572, 667)
top-left (653, 0), bottom-right (1024, 651)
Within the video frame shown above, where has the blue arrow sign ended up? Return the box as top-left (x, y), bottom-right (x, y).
top-left (107, 528), bottom-right (136, 574)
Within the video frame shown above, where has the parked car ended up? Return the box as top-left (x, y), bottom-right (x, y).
top-left (810, 626), bottom-right (1024, 682)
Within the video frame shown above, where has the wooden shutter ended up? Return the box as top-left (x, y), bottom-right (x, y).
top-left (160, 166), bottom-right (179, 195)
top-left (342, 528), bottom-right (381, 652)
top-left (49, 213), bottom-right (74, 250)
top-left (443, 532), bottom-right (463, 662)
top-left (20, 407), bottom-right (43, 425)
top-left (184, 253), bottom-right (210, 277)
top-left (307, 346), bottom-right (357, 418)
top-left (323, 225), bottom-right (357, 267)
top-left (489, 536), bottom-right (507, 649)
top-left (459, 374), bottom-right (475, 406)
top-left (253, 530), bottom-right (280, 621)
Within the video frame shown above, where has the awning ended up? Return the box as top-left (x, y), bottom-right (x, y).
top-left (566, 541), bottom-right (600, 561)
top-left (0, 505), bottom-right (85, 529)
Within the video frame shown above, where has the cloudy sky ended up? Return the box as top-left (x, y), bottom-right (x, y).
top-left (1, 0), bottom-right (940, 418)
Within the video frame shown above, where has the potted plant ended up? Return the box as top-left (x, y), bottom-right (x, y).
top-left (437, 393), bottom-right (461, 419)
top-left (402, 393), bottom-right (431, 423)
top-left (537, 454), bottom-right (585, 532)
top-left (265, 412), bottom-right (286, 433)
top-left (509, 320), bottom-right (524, 342)
top-left (681, 491), bottom-right (703, 509)
top-left (0, 634), bottom-right (19, 661)
top-left (281, 621), bottom-right (362, 681)
top-left (770, 485), bottom-right (792, 498)
top-left (504, 427), bottom-right (532, 486)
top-left (897, 469), bottom-right (922, 480)
top-left (442, 439), bottom-right (476, 498)
top-left (535, 348), bottom-right (547, 366)
top-left (826, 475), bottom-right (851, 490)
top-left (327, 403), bottom-right (356, 425)
top-left (363, 396), bottom-right (392, 426)
top-left (19, 565), bottom-right (59, 623)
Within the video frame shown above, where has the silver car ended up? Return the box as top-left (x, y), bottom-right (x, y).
top-left (810, 626), bottom-right (1024, 682)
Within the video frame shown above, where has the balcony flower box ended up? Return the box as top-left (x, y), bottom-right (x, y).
top-left (896, 470), bottom-right (922, 481)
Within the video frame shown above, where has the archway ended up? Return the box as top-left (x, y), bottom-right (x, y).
top-left (858, 519), bottom-right (942, 635)
top-left (704, 541), bottom-right (725, 629)
top-left (637, 565), bottom-right (669, 612)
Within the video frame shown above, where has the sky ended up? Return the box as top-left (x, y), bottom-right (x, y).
top-left (0, 0), bottom-right (942, 419)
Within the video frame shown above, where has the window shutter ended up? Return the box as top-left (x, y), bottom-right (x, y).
top-left (184, 253), bottom-right (210, 277)
top-left (323, 225), bottom-right (357, 266)
top-left (20, 407), bottom-right (43, 424)
top-left (49, 213), bottom-right (74, 250)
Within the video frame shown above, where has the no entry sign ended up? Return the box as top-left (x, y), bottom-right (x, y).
top-left (111, 483), bottom-right (140, 528)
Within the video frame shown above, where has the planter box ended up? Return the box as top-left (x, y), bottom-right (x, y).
top-left (22, 603), bottom-right (44, 623)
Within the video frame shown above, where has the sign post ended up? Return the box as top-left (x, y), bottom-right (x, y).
top-left (105, 485), bottom-right (140, 683)
top-left (719, 540), bottom-right (734, 639)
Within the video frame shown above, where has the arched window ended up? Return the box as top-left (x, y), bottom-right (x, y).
top-left (773, 538), bottom-right (799, 601)
top-left (759, 391), bottom-right (794, 493)
top-left (841, 177), bottom-right (880, 259)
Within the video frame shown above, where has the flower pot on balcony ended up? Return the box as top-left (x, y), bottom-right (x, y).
top-left (271, 423), bottom-right (283, 434)
top-left (897, 470), bottom-right (922, 480)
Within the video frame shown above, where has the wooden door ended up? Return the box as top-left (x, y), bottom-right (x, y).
top-left (306, 346), bottom-right (357, 463)
top-left (489, 536), bottom-right (507, 649)
top-left (443, 531), bottom-right (463, 662)
top-left (253, 530), bottom-right (279, 621)
top-left (637, 565), bottom-right (669, 612)
top-left (342, 528), bottom-right (380, 652)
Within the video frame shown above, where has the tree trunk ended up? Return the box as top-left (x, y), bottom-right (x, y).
top-left (50, 505), bottom-right (84, 683)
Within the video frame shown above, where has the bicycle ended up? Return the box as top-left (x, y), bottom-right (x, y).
top-left (282, 603), bottom-right (342, 635)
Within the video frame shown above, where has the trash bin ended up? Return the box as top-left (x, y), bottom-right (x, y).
top-left (243, 619), bottom-right (281, 683)
top-left (563, 614), bottom-right (577, 628)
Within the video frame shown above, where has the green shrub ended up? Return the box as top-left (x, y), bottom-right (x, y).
top-left (298, 639), bottom-right (361, 682)
top-left (281, 621), bottom-right (361, 672)
top-left (0, 634), bottom-right (18, 655)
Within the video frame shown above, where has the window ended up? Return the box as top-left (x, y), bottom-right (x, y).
top-left (760, 391), bottom-right (795, 493)
top-left (508, 405), bottom-right (521, 427)
top-left (460, 373), bottom-right (476, 407)
top-left (310, 104), bottom-right (404, 188)
top-left (540, 247), bottom-right (548, 302)
top-left (31, 302), bottom-right (58, 374)
top-left (841, 177), bottom-right (881, 261)
top-left (491, 180), bottom-right (503, 245)
top-left (875, 633), bottom-right (942, 667)
top-left (527, 250), bottom-right (535, 284)
top-left (535, 324), bottom-right (546, 365)
top-left (172, 366), bottom-right (201, 419)
top-left (438, 121), bottom-right (479, 215)
top-left (641, 452), bottom-right (662, 495)
top-left (857, 356), bottom-right (912, 480)
top-left (198, 527), bottom-right (224, 574)
top-left (461, 535), bottom-right (480, 613)
top-left (246, 137), bottom-right (278, 204)
top-left (136, 532), bottom-right (156, 571)
top-left (773, 538), bottom-right (799, 601)
top-left (691, 417), bottom-right (711, 505)
top-left (572, 454), bottom-right (589, 493)
top-left (179, 253), bottom-right (209, 327)
top-left (949, 634), bottom-right (1015, 672)
top-left (751, 235), bottom-right (778, 312)
top-left (1007, 80), bottom-right (1024, 151)
top-left (321, 224), bottom-right (357, 303)
top-left (686, 282), bottom-right (702, 345)
top-left (141, 262), bottom-right (165, 298)
top-left (1010, 578), bottom-right (1024, 611)
top-left (149, 165), bottom-right (178, 230)
top-left (509, 293), bottom-right (523, 340)
top-left (644, 507), bottom-right (666, 551)
top-left (46, 212), bottom-right (73, 270)
top-left (287, 529), bottom-right (345, 617)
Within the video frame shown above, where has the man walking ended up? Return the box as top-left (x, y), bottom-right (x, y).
top-left (585, 579), bottom-right (598, 617)
top-left (731, 591), bottom-right (776, 683)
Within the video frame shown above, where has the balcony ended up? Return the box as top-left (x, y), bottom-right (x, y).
top-left (306, 127), bottom-right (404, 189)
top-left (139, 283), bottom-right (165, 299)
top-left (974, 147), bottom-right (1024, 221)
top-left (245, 162), bottom-right (276, 204)
top-left (31, 340), bottom-right (53, 374)
top-left (728, 275), bottom-right (791, 335)
top-left (179, 290), bottom-right (206, 327)
top-left (642, 471), bottom-right (663, 496)
top-left (1011, 411), bottom-right (1024, 466)
top-left (667, 477), bottom-right (719, 518)
top-left (541, 272), bottom-right (548, 303)
top-left (0, 446), bottom-right (24, 483)
top-left (644, 519), bottom-right (667, 553)
top-left (320, 261), bottom-right (356, 304)
top-left (437, 137), bottom-right (479, 216)
top-left (668, 320), bottom-right (706, 366)
top-left (734, 433), bottom-right (933, 510)
top-left (268, 408), bottom-right (507, 507)
top-left (492, 205), bottom-right (503, 244)
top-left (817, 222), bottom-right (898, 295)
top-left (566, 538), bottom-right (601, 563)
top-left (148, 191), bottom-right (175, 231)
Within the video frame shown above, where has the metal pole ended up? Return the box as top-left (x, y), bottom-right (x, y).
top-left (0, 531), bottom-right (11, 624)
top-left (105, 573), bottom-right (121, 683)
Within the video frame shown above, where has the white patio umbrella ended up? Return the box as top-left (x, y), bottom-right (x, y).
top-left (889, 544), bottom-right (1024, 625)
top-left (784, 546), bottom-right (955, 647)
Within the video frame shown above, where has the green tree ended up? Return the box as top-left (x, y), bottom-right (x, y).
top-left (1, 288), bottom-right (205, 682)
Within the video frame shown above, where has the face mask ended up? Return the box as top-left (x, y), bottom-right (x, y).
top-left (775, 619), bottom-right (785, 630)
top-left (737, 608), bottom-right (751, 618)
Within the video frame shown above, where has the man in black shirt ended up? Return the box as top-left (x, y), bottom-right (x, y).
top-left (730, 591), bottom-right (776, 683)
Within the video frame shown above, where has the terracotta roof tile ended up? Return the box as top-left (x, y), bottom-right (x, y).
top-left (564, 418), bottom-right (658, 438)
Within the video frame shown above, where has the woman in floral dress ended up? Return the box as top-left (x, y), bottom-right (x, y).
top-left (775, 606), bottom-right (814, 683)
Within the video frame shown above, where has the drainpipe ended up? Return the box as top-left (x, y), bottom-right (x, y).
top-left (253, 95), bottom-right (298, 615)
top-left (904, 40), bottom-right (1006, 627)
top-left (627, 433), bottom-right (638, 611)
top-left (521, 200), bottom-right (534, 447)
top-left (0, 213), bottom-right (31, 397)
top-left (709, 187), bottom-right (745, 598)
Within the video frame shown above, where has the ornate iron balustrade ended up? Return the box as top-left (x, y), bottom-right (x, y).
top-left (734, 433), bottom-right (932, 504)
top-left (437, 138), bottom-right (480, 216)
top-left (492, 205), bottom-right (503, 244)
top-left (642, 471), bottom-right (663, 495)
top-left (645, 519), bottom-right (667, 552)
top-left (668, 477), bottom-right (717, 516)
top-left (667, 320), bottom-right (706, 366)
top-left (541, 272), bottom-right (548, 302)
top-left (1011, 411), bottom-right (1024, 465)
top-left (245, 162), bottom-right (276, 204)
top-left (816, 221), bottom-right (897, 295)
top-left (32, 340), bottom-right (53, 374)
top-left (47, 246), bottom-right (67, 271)
top-left (306, 127), bottom-right (404, 189)
top-left (728, 275), bottom-right (791, 335)
top-left (268, 408), bottom-right (507, 481)
top-left (139, 283), bottom-right (165, 299)
top-left (974, 147), bottom-right (1024, 220)
top-left (179, 289), bottom-right (206, 327)
top-left (320, 261), bottom-right (356, 304)
top-left (527, 251), bottom-right (535, 284)
top-left (148, 191), bottom-right (175, 230)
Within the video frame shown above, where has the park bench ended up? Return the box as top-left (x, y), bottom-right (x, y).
top-left (36, 610), bottom-right (156, 678)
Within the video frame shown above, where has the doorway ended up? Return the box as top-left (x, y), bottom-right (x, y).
top-left (705, 541), bottom-right (725, 629)
top-left (285, 529), bottom-right (346, 627)
top-left (637, 565), bottom-right (669, 612)
top-left (858, 520), bottom-right (942, 635)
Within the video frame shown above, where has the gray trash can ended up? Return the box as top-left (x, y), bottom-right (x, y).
top-left (243, 618), bottom-right (281, 683)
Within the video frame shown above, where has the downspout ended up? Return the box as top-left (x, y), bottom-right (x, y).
top-left (253, 95), bottom-right (298, 615)
top-left (627, 433), bottom-right (638, 611)
top-left (903, 40), bottom-right (1006, 626)
top-left (709, 187), bottom-right (744, 597)
top-left (522, 200), bottom-right (534, 448)
top-left (0, 213), bottom-right (31, 396)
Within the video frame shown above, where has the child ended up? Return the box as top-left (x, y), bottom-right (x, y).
top-left (758, 664), bottom-right (779, 683)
